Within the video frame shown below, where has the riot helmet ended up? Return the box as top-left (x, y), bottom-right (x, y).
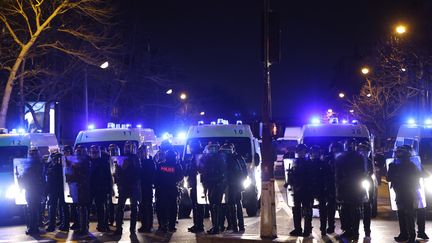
top-left (28, 146), bottom-right (40, 158)
top-left (124, 141), bottom-right (137, 155)
top-left (220, 143), bottom-right (234, 154)
top-left (75, 145), bottom-right (87, 156)
top-left (160, 140), bottom-right (173, 152)
top-left (295, 144), bottom-right (308, 158)
top-left (108, 144), bottom-right (120, 156)
top-left (63, 145), bottom-right (73, 156)
top-left (89, 145), bottom-right (101, 159)
top-left (395, 146), bottom-right (411, 160)
top-left (165, 149), bottom-right (178, 164)
top-left (356, 142), bottom-right (371, 158)
top-left (309, 145), bottom-right (321, 160)
top-left (49, 146), bottom-right (59, 154)
top-left (138, 145), bottom-right (148, 160)
top-left (189, 140), bottom-right (201, 154)
top-left (329, 142), bottom-right (344, 154)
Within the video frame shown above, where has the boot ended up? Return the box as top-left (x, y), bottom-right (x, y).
top-left (291, 206), bottom-right (302, 233)
top-left (229, 205), bottom-right (238, 232)
top-left (77, 206), bottom-right (89, 235)
top-left (207, 205), bottom-right (220, 235)
top-left (236, 202), bottom-right (245, 231)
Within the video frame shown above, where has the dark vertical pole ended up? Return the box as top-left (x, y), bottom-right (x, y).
top-left (84, 67), bottom-right (88, 129)
top-left (260, 0), bottom-right (277, 238)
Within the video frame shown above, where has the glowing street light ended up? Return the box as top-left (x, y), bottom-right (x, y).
top-left (200, 111), bottom-right (205, 116)
top-left (366, 93), bottom-right (372, 97)
top-left (361, 67), bottom-right (370, 75)
top-left (166, 89), bottom-right (173, 95)
top-left (395, 24), bottom-right (407, 35)
top-left (349, 109), bottom-right (354, 113)
top-left (100, 61), bottom-right (109, 69)
top-left (327, 108), bottom-right (333, 113)
top-left (338, 92), bottom-right (345, 98)
top-left (180, 93), bottom-right (187, 100)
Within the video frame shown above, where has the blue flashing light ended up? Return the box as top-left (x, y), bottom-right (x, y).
top-left (342, 119), bottom-right (348, 124)
top-left (136, 124), bottom-right (142, 129)
top-left (407, 118), bottom-right (416, 125)
top-left (162, 132), bottom-right (170, 140)
top-left (210, 121), bottom-right (216, 125)
top-left (17, 128), bottom-right (25, 134)
top-left (352, 119), bottom-right (359, 124)
top-left (87, 124), bottom-right (95, 130)
top-left (425, 119), bottom-right (432, 125)
top-left (198, 120), bottom-right (204, 125)
top-left (236, 120), bottom-right (243, 125)
top-left (177, 131), bottom-right (187, 140)
top-left (311, 117), bottom-right (321, 125)
top-left (107, 122), bottom-right (115, 128)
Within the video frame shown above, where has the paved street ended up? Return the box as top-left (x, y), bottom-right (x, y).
top-left (0, 180), bottom-right (430, 242)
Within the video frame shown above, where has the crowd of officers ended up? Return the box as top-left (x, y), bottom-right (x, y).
top-left (15, 140), bottom-right (249, 236)
top-left (286, 140), bottom-right (429, 242)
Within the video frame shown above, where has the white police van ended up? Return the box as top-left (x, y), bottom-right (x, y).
top-left (284, 118), bottom-right (378, 217)
top-left (0, 131), bottom-right (58, 218)
top-left (386, 121), bottom-right (432, 210)
top-left (183, 119), bottom-right (262, 216)
top-left (273, 127), bottom-right (301, 178)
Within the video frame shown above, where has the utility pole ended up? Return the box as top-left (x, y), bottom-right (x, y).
top-left (84, 67), bottom-right (88, 129)
top-left (260, 0), bottom-right (277, 238)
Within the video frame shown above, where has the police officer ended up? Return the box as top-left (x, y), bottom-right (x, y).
top-left (17, 146), bottom-right (44, 235)
top-left (221, 143), bottom-right (247, 233)
top-left (62, 145), bottom-right (75, 230)
top-left (201, 143), bottom-right (227, 235)
top-left (388, 146), bottom-right (421, 242)
top-left (89, 145), bottom-right (112, 232)
top-left (107, 144), bottom-right (120, 226)
top-left (138, 145), bottom-right (156, 233)
top-left (335, 139), bottom-right (367, 240)
top-left (114, 141), bottom-right (141, 235)
top-left (186, 140), bottom-right (205, 233)
top-left (356, 142), bottom-right (373, 238)
top-left (71, 145), bottom-right (91, 235)
top-left (154, 149), bottom-right (183, 233)
top-left (310, 145), bottom-right (331, 236)
top-left (288, 144), bottom-right (314, 237)
top-left (45, 147), bottom-right (69, 232)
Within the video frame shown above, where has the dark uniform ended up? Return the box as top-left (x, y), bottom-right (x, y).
top-left (335, 140), bottom-right (367, 240)
top-left (138, 145), bottom-right (156, 233)
top-left (310, 146), bottom-right (332, 236)
top-left (107, 144), bottom-right (121, 226)
top-left (186, 141), bottom-right (205, 233)
top-left (66, 146), bottom-right (91, 235)
top-left (18, 147), bottom-right (44, 235)
top-left (154, 150), bottom-right (183, 233)
top-left (89, 145), bottom-right (112, 232)
top-left (356, 143), bottom-right (373, 238)
top-left (46, 148), bottom-right (69, 232)
top-left (288, 144), bottom-right (314, 237)
top-left (222, 144), bottom-right (247, 232)
top-left (201, 144), bottom-right (227, 235)
top-left (387, 146), bottom-right (421, 242)
top-left (114, 141), bottom-right (141, 235)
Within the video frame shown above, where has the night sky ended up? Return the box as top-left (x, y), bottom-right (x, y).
top-left (121, 0), bottom-right (432, 125)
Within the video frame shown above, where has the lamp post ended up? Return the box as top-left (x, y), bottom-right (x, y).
top-left (84, 61), bottom-right (109, 129)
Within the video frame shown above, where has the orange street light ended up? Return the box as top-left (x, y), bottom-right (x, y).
top-left (395, 24), bottom-right (407, 35)
top-left (180, 93), bottom-right (187, 100)
top-left (361, 67), bottom-right (370, 75)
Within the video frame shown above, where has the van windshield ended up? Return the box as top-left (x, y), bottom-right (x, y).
top-left (274, 140), bottom-right (298, 155)
top-left (303, 136), bottom-right (369, 154)
top-left (76, 141), bottom-right (139, 155)
top-left (0, 146), bottom-right (28, 173)
top-left (187, 137), bottom-right (251, 162)
top-left (419, 138), bottom-right (432, 164)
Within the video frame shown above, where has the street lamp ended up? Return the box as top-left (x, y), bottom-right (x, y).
top-left (366, 93), bottom-right (372, 97)
top-left (395, 24), bottom-right (407, 35)
top-left (166, 89), bottom-right (173, 95)
top-left (100, 61), bottom-right (109, 69)
top-left (180, 93), bottom-right (187, 100)
top-left (200, 111), bottom-right (205, 116)
top-left (338, 92), bottom-right (345, 98)
top-left (361, 67), bottom-right (370, 75)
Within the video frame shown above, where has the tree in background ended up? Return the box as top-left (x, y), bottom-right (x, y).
top-left (0, 0), bottom-right (116, 128)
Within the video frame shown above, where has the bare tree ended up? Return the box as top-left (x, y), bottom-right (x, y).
top-left (0, 0), bottom-right (115, 128)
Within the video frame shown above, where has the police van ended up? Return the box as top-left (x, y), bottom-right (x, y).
top-left (183, 119), bottom-right (262, 216)
top-left (386, 121), bottom-right (432, 210)
top-left (0, 131), bottom-right (58, 218)
top-left (273, 127), bottom-right (301, 178)
top-left (284, 118), bottom-right (378, 217)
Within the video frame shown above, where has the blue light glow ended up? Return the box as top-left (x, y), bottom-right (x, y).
top-left (425, 119), bottom-right (432, 125)
top-left (198, 120), bottom-right (204, 125)
top-left (407, 118), bottom-right (416, 125)
top-left (342, 119), bottom-right (348, 124)
top-left (311, 117), bottom-right (321, 125)
top-left (136, 124), bottom-right (142, 128)
top-left (177, 131), bottom-right (187, 140)
top-left (352, 120), bottom-right (359, 124)
top-left (17, 128), bottom-right (25, 134)
top-left (162, 132), bottom-right (170, 140)
top-left (87, 124), bottom-right (95, 130)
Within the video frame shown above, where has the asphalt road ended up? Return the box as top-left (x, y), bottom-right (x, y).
top-left (0, 180), bottom-right (430, 243)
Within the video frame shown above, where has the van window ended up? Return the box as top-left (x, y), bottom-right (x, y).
top-left (0, 146), bottom-right (28, 173)
top-left (419, 138), bottom-right (432, 164)
top-left (303, 136), bottom-right (369, 154)
top-left (76, 141), bottom-right (139, 155)
top-left (187, 137), bottom-right (252, 162)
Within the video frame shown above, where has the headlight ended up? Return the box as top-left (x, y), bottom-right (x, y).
top-left (243, 177), bottom-right (251, 189)
top-left (424, 176), bottom-right (432, 193)
top-left (361, 179), bottom-right (370, 191)
top-left (5, 184), bottom-right (19, 199)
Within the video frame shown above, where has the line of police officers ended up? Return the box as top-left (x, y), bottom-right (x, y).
top-left (287, 140), bottom-right (429, 242)
top-left (16, 140), bottom-right (249, 236)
